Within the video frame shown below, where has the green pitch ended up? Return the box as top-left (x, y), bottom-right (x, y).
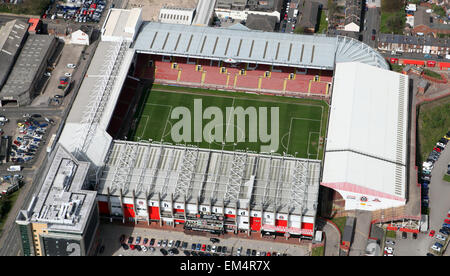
top-left (129, 84), bottom-right (328, 160)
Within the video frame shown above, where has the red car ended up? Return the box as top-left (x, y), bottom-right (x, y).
top-left (433, 147), bottom-right (441, 152)
top-left (429, 230), bottom-right (435, 237)
top-left (13, 140), bottom-right (21, 146)
top-left (266, 252), bottom-right (271, 256)
top-left (130, 244), bottom-right (135, 250)
top-left (201, 244), bottom-right (206, 251)
top-left (371, 35), bottom-right (375, 41)
top-left (444, 219), bottom-right (450, 224)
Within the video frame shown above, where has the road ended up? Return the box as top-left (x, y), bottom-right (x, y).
top-left (361, 7), bottom-right (380, 48)
top-left (192, 0), bottom-right (216, 26)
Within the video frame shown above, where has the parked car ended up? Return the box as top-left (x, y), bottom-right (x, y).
top-left (210, 238), bottom-right (220, 243)
top-left (435, 234), bottom-right (446, 241)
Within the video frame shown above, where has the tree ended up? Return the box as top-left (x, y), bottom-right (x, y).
top-left (294, 26), bottom-right (305, 34)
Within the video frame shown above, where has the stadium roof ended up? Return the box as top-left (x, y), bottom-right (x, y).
top-left (16, 144), bottom-right (96, 234)
top-left (322, 62), bottom-right (408, 204)
top-left (98, 141), bottom-right (322, 216)
top-left (134, 22), bottom-right (389, 70)
top-left (59, 40), bottom-right (134, 166)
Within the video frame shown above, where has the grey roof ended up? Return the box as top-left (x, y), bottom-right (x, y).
top-left (378, 33), bottom-right (450, 48)
top-left (299, 1), bottom-right (320, 29)
top-left (344, 0), bottom-right (361, 26)
top-left (0, 34), bottom-right (56, 98)
top-left (134, 22), bottom-right (389, 70)
top-left (245, 14), bottom-right (277, 32)
top-left (15, 144), bottom-right (97, 235)
top-left (98, 141), bottom-right (322, 216)
top-left (0, 19), bottom-right (28, 90)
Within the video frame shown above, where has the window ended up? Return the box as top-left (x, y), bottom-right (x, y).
top-left (202, 207), bottom-right (207, 211)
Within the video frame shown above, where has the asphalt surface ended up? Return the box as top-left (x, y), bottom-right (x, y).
top-left (96, 223), bottom-right (310, 256)
top-left (361, 7), bottom-right (380, 48)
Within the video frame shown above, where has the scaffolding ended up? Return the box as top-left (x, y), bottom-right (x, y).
top-left (223, 152), bottom-right (247, 204)
top-left (174, 147), bottom-right (199, 201)
top-left (110, 142), bottom-right (138, 194)
top-left (288, 160), bottom-right (309, 214)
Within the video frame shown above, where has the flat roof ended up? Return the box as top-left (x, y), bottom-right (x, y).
top-left (0, 34), bottom-right (55, 98)
top-left (16, 144), bottom-right (96, 234)
top-left (134, 22), bottom-right (389, 70)
top-left (322, 62), bottom-right (409, 200)
top-left (97, 141), bottom-right (322, 216)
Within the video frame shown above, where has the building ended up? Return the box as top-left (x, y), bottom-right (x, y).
top-left (101, 8), bottom-right (143, 42)
top-left (96, 141), bottom-right (321, 237)
top-left (0, 34), bottom-right (57, 106)
top-left (245, 14), bottom-right (278, 32)
top-left (159, 6), bottom-right (196, 25)
top-left (298, 1), bottom-right (320, 33)
top-left (0, 19), bottom-right (28, 91)
top-left (321, 62), bottom-right (409, 211)
top-left (15, 144), bottom-right (98, 256)
top-left (27, 18), bottom-right (41, 34)
top-left (70, 29), bottom-right (90, 45)
top-left (413, 7), bottom-right (450, 36)
top-left (343, 0), bottom-right (361, 32)
top-left (215, 0), bottom-right (283, 22)
top-left (377, 33), bottom-right (450, 56)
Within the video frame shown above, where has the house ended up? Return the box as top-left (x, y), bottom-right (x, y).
top-left (70, 29), bottom-right (90, 46)
top-left (377, 33), bottom-right (450, 56)
top-left (245, 14), bottom-right (278, 32)
top-left (215, 0), bottom-right (283, 22)
top-left (159, 6), bottom-right (196, 25)
top-left (298, 0), bottom-right (320, 33)
top-left (343, 0), bottom-right (361, 32)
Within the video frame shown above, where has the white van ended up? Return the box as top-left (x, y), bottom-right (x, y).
top-left (7, 165), bottom-right (21, 172)
top-left (0, 116), bottom-right (8, 122)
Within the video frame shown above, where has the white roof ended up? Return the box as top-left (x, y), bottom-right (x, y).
top-left (322, 62), bottom-right (408, 200)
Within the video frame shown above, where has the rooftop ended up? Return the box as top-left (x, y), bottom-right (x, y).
top-left (97, 141), bottom-right (322, 216)
top-left (0, 19), bottom-right (28, 89)
top-left (245, 14), bottom-right (278, 32)
top-left (322, 62), bottom-right (409, 203)
top-left (16, 144), bottom-right (96, 234)
top-left (134, 21), bottom-right (389, 70)
top-left (0, 34), bottom-right (56, 98)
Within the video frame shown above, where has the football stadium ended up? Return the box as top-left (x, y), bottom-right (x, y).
top-left (16, 7), bottom-right (414, 256)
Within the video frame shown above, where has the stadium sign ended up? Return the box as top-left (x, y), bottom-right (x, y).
top-left (170, 99), bottom-right (280, 152)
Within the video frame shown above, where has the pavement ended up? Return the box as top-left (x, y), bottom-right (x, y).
top-left (316, 218), bottom-right (340, 256)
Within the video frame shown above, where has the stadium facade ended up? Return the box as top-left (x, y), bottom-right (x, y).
top-left (17, 7), bottom-right (412, 255)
